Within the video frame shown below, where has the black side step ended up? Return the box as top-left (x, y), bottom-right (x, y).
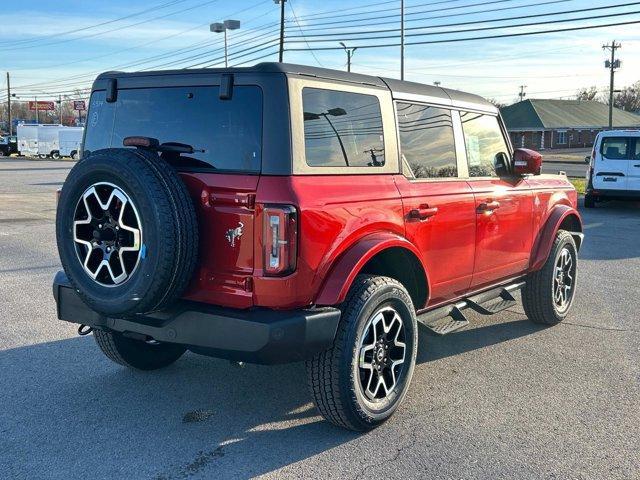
top-left (418, 281), bottom-right (525, 336)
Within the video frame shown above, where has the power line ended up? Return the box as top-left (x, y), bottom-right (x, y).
top-left (285, 0), bottom-right (631, 40)
top-left (284, 7), bottom-right (640, 44)
top-left (287, 0), bottom-right (324, 67)
top-left (0, 0), bottom-right (222, 52)
top-left (289, 0), bottom-right (573, 33)
top-left (0, 0), bottom-right (190, 47)
top-left (284, 18), bottom-right (640, 51)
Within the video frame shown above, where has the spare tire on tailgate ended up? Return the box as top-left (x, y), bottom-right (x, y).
top-left (56, 148), bottom-right (198, 316)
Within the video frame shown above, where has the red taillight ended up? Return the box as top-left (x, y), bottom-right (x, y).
top-left (263, 205), bottom-right (297, 276)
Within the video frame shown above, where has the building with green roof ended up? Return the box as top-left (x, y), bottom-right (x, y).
top-left (500, 99), bottom-right (640, 150)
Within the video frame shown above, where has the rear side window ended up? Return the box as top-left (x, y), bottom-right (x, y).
top-left (396, 102), bottom-right (457, 179)
top-left (460, 112), bottom-right (509, 177)
top-left (601, 137), bottom-right (629, 159)
top-left (302, 87), bottom-right (384, 168)
top-left (84, 86), bottom-right (263, 172)
top-left (634, 140), bottom-right (640, 160)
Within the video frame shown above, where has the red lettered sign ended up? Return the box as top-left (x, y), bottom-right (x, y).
top-left (73, 100), bottom-right (86, 111)
top-left (28, 101), bottom-right (55, 111)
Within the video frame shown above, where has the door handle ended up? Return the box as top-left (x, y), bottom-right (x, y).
top-left (634, 164), bottom-right (640, 168)
top-left (408, 206), bottom-right (438, 221)
top-left (476, 201), bottom-right (501, 213)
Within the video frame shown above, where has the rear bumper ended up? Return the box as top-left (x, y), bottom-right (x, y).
top-left (52, 271), bottom-right (341, 364)
top-left (586, 188), bottom-right (640, 199)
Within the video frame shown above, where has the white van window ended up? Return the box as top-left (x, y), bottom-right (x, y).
top-left (601, 137), bottom-right (629, 159)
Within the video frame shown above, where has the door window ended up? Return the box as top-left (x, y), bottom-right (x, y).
top-left (302, 88), bottom-right (384, 168)
top-left (460, 112), bottom-right (509, 177)
top-left (601, 137), bottom-right (629, 159)
top-left (633, 139), bottom-right (640, 160)
top-left (396, 102), bottom-right (457, 179)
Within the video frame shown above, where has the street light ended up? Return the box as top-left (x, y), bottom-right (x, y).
top-left (339, 42), bottom-right (358, 72)
top-left (210, 19), bottom-right (241, 68)
top-left (304, 108), bottom-right (349, 166)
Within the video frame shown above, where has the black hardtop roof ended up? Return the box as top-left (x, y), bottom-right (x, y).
top-left (95, 62), bottom-right (494, 110)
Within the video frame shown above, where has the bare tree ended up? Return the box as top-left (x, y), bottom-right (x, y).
top-left (612, 81), bottom-right (640, 112)
top-left (576, 86), bottom-right (599, 101)
top-left (487, 98), bottom-right (507, 109)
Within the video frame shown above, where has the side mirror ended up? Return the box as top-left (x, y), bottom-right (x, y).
top-left (584, 155), bottom-right (591, 164)
top-left (513, 148), bottom-right (542, 175)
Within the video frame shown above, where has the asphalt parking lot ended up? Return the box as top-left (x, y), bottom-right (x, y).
top-left (1, 159), bottom-right (639, 479)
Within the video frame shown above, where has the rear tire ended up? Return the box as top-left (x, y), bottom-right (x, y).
top-left (52, 151), bottom-right (61, 160)
top-left (94, 329), bottom-right (186, 370)
top-left (522, 230), bottom-right (578, 325)
top-left (306, 275), bottom-right (418, 431)
top-left (584, 194), bottom-right (595, 208)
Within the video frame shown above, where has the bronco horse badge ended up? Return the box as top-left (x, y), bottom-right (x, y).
top-left (225, 222), bottom-right (244, 247)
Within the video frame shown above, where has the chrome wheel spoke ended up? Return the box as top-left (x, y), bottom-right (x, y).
top-left (72, 182), bottom-right (143, 287)
top-left (357, 306), bottom-right (408, 402)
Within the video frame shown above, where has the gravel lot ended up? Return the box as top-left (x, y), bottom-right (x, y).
top-left (1, 159), bottom-right (638, 479)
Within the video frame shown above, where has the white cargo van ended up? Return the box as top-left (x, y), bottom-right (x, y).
top-left (585, 130), bottom-right (640, 207)
top-left (58, 127), bottom-right (84, 159)
top-left (17, 124), bottom-right (63, 158)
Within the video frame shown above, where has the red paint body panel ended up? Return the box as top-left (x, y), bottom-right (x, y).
top-left (315, 232), bottom-right (427, 307)
top-left (176, 169), bottom-right (580, 311)
top-left (179, 173), bottom-right (258, 309)
top-left (467, 178), bottom-right (534, 290)
top-left (394, 177), bottom-right (475, 306)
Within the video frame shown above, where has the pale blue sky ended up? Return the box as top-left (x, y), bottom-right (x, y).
top-left (1, 0), bottom-right (639, 103)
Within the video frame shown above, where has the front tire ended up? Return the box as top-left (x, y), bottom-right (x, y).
top-left (94, 329), bottom-right (186, 370)
top-left (306, 275), bottom-right (418, 431)
top-left (522, 230), bottom-right (578, 325)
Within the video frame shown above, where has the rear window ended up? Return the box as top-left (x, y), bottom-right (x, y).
top-left (302, 87), bottom-right (385, 168)
top-left (600, 137), bottom-right (629, 159)
top-left (84, 85), bottom-right (262, 172)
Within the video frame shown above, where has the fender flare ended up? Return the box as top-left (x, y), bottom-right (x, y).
top-left (530, 205), bottom-right (583, 271)
top-left (315, 232), bottom-right (430, 307)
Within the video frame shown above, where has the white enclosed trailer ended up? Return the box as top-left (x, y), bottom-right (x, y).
top-left (17, 124), bottom-right (39, 156)
top-left (58, 127), bottom-right (84, 159)
top-left (17, 124), bottom-right (62, 157)
top-left (37, 125), bottom-right (62, 158)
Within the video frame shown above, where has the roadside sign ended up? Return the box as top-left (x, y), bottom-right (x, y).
top-left (28, 101), bottom-right (55, 111)
top-left (73, 101), bottom-right (86, 111)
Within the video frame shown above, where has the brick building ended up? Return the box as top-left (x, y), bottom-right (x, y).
top-left (500, 99), bottom-right (640, 150)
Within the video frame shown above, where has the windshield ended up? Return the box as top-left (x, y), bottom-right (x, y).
top-left (84, 85), bottom-right (263, 173)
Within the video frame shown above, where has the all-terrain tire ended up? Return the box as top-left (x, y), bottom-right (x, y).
top-left (522, 230), bottom-right (578, 325)
top-left (56, 148), bottom-right (198, 316)
top-left (94, 329), bottom-right (186, 370)
top-left (306, 275), bottom-right (418, 431)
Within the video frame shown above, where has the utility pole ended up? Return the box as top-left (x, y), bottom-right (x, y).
top-left (603, 40), bottom-right (622, 129)
top-left (6, 72), bottom-right (11, 135)
top-left (275, 0), bottom-right (286, 62)
top-left (518, 85), bottom-right (527, 102)
top-left (400, 0), bottom-right (405, 80)
top-left (339, 42), bottom-right (357, 72)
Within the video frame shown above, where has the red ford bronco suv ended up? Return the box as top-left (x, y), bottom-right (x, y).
top-left (53, 63), bottom-right (583, 431)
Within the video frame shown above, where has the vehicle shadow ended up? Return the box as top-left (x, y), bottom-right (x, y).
top-left (416, 318), bottom-right (544, 364)
top-left (578, 198), bottom-right (640, 261)
top-left (1, 316), bottom-right (544, 479)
